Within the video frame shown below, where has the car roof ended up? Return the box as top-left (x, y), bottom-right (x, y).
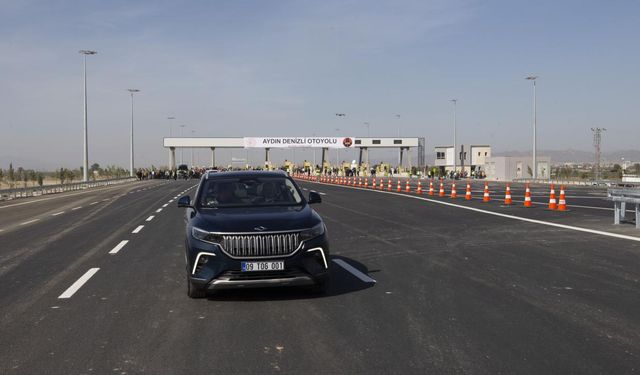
top-left (204, 170), bottom-right (288, 179)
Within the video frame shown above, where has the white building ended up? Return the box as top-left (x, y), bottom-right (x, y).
top-left (434, 145), bottom-right (491, 175)
top-left (484, 156), bottom-right (551, 181)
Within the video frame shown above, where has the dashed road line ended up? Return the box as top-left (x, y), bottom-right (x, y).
top-left (155, 208), bottom-right (163, 213)
top-left (20, 219), bottom-right (40, 225)
top-left (71, 206), bottom-right (82, 211)
top-left (109, 240), bottom-right (129, 254)
top-left (58, 268), bottom-right (100, 299)
top-left (333, 259), bottom-right (376, 283)
top-left (51, 211), bottom-right (65, 216)
top-left (162, 203), bottom-right (168, 208)
top-left (146, 215), bottom-right (155, 222)
top-left (132, 225), bottom-right (144, 234)
top-left (90, 201), bottom-right (98, 205)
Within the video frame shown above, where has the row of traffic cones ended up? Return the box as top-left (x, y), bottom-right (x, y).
top-left (293, 174), bottom-right (568, 210)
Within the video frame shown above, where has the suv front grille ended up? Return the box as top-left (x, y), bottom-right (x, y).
top-left (221, 233), bottom-right (301, 258)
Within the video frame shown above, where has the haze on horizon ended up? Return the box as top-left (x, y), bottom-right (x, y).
top-left (1, 0), bottom-right (638, 170)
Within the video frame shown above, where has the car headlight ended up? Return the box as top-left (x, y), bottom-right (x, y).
top-left (191, 227), bottom-right (223, 244)
top-left (299, 223), bottom-right (325, 241)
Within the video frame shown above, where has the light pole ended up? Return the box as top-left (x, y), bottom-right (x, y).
top-left (179, 125), bottom-right (186, 164)
top-left (335, 113), bottom-right (346, 169)
top-left (526, 75), bottom-right (538, 179)
top-left (191, 130), bottom-right (196, 167)
top-left (79, 50), bottom-right (97, 182)
top-left (127, 89), bottom-right (140, 177)
top-left (167, 116), bottom-right (175, 136)
top-left (395, 114), bottom-right (401, 166)
top-left (450, 99), bottom-right (457, 173)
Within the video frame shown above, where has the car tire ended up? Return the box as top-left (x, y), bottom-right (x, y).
top-left (187, 276), bottom-right (206, 299)
top-left (309, 277), bottom-right (330, 294)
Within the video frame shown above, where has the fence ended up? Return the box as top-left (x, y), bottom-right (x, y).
top-left (0, 177), bottom-right (138, 201)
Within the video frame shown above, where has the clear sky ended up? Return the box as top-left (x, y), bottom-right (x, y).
top-left (1, 0), bottom-right (638, 169)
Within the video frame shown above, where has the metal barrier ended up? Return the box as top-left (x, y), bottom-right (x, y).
top-left (0, 177), bottom-right (138, 201)
top-left (608, 188), bottom-right (640, 228)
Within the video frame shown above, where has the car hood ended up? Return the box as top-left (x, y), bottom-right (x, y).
top-left (193, 204), bottom-right (320, 233)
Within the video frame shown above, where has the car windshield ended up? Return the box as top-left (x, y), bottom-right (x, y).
top-left (197, 176), bottom-right (303, 208)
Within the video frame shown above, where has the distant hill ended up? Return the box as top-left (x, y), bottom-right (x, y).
top-left (495, 149), bottom-right (640, 164)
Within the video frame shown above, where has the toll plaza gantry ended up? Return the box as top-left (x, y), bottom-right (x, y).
top-left (163, 136), bottom-right (424, 171)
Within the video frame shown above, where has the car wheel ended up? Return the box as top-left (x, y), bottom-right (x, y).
top-left (309, 277), bottom-right (330, 294)
top-left (187, 276), bottom-right (206, 299)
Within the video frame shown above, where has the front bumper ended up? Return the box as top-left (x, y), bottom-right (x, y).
top-left (186, 233), bottom-right (329, 291)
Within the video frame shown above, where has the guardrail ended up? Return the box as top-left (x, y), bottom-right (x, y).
top-left (0, 177), bottom-right (138, 201)
top-left (608, 188), bottom-right (640, 228)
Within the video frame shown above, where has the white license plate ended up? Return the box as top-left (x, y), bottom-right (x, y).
top-left (241, 261), bottom-right (285, 272)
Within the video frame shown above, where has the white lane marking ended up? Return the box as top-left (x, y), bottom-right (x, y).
top-left (109, 240), bottom-right (129, 254)
top-left (146, 215), bottom-right (155, 222)
top-left (90, 201), bottom-right (98, 205)
top-left (20, 219), bottom-right (40, 225)
top-left (71, 206), bottom-right (82, 210)
top-left (333, 259), bottom-right (376, 283)
top-left (168, 200), bottom-right (174, 203)
top-left (162, 204), bottom-right (168, 208)
top-left (318, 192), bottom-right (327, 196)
top-left (51, 211), bottom-right (65, 216)
top-left (155, 208), bottom-right (163, 213)
top-left (132, 225), bottom-right (144, 233)
top-left (321, 182), bottom-right (640, 243)
top-left (58, 268), bottom-right (100, 299)
top-left (102, 198), bottom-right (110, 202)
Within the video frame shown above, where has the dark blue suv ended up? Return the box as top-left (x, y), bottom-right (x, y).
top-left (178, 170), bottom-right (329, 298)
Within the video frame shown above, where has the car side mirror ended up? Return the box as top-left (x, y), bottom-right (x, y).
top-left (308, 191), bottom-right (322, 204)
top-left (178, 195), bottom-right (192, 207)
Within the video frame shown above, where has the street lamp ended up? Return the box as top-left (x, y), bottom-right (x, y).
top-left (191, 130), bottom-right (196, 167)
top-left (167, 116), bottom-right (175, 137)
top-left (127, 89), bottom-right (140, 177)
top-left (179, 124), bottom-right (186, 164)
top-left (450, 99), bottom-right (457, 173)
top-left (395, 114), bottom-right (401, 165)
top-left (525, 75), bottom-right (538, 179)
top-left (79, 50), bottom-right (97, 181)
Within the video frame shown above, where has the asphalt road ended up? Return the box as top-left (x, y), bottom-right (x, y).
top-left (1, 177), bottom-right (639, 374)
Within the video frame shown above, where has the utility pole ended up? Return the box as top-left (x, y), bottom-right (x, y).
top-left (591, 127), bottom-right (606, 181)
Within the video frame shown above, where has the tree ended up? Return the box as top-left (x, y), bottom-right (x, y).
top-left (0, 168), bottom-right (4, 182)
top-left (527, 166), bottom-right (533, 177)
top-left (8, 163), bottom-right (14, 182)
top-left (37, 173), bottom-right (44, 187)
top-left (633, 163), bottom-right (640, 175)
top-left (59, 168), bottom-right (66, 184)
top-left (66, 169), bottom-right (76, 183)
top-left (29, 170), bottom-right (37, 186)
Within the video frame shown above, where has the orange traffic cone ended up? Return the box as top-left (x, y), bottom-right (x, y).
top-left (558, 185), bottom-right (567, 211)
top-left (548, 184), bottom-right (557, 210)
top-left (428, 180), bottom-right (435, 196)
top-left (387, 178), bottom-right (392, 191)
top-left (465, 182), bottom-right (472, 200)
top-left (504, 184), bottom-right (512, 205)
top-left (524, 184), bottom-right (532, 207)
top-left (483, 182), bottom-right (490, 202)
top-left (416, 181), bottom-right (423, 194)
top-left (372, 178), bottom-right (377, 189)
top-left (439, 180), bottom-right (445, 197)
top-left (397, 180), bottom-right (402, 192)
top-left (450, 182), bottom-right (458, 198)
top-left (379, 178), bottom-right (385, 190)
top-left (364, 178), bottom-right (368, 188)
top-left (405, 180), bottom-right (411, 192)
